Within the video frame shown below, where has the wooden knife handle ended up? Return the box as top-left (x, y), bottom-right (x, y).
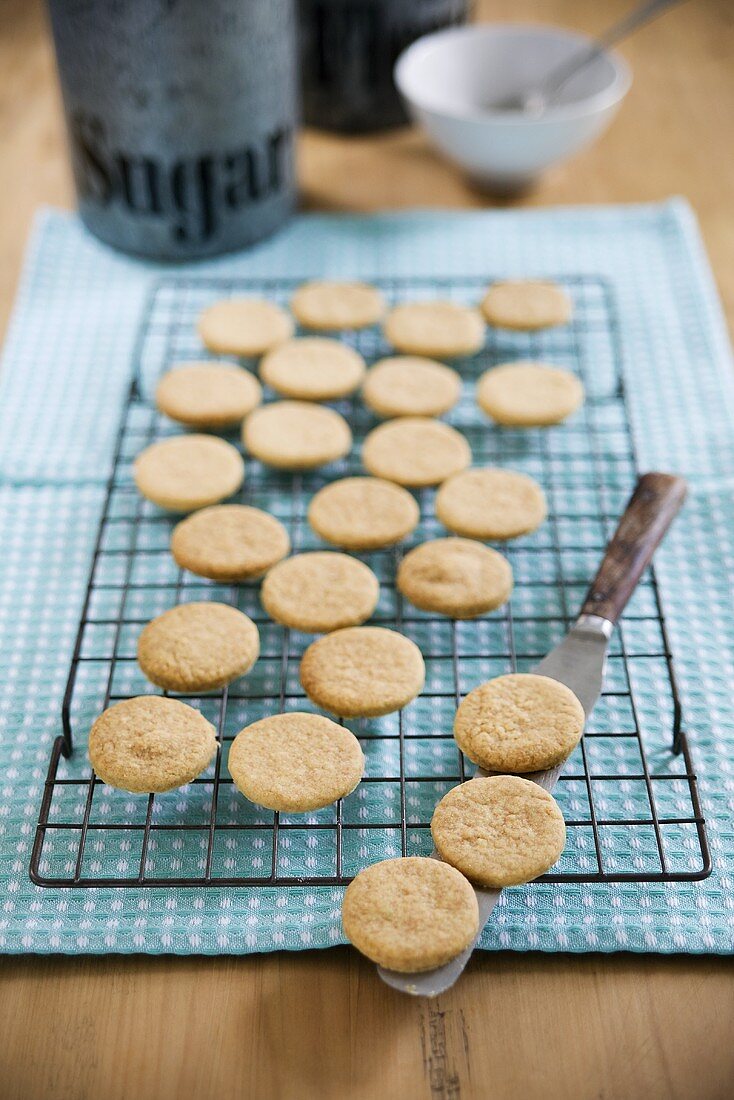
top-left (580, 472), bottom-right (687, 624)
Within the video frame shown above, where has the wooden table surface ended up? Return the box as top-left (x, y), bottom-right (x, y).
top-left (2, 1), bottom-right (733, 1097)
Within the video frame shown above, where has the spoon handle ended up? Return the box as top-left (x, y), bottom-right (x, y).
top-left (542, 0), bottom-right (689, 104)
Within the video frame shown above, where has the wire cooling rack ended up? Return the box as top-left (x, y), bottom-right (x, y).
top-left (30, 275), bottom-right (711, 889)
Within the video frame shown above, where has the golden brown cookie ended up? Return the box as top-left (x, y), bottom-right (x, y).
top-left (133, 434), bottom-right (245, 512)
top-left (362, 417), bottom-right (471, 487)
top-left (342, 857), bottom-right (479, 972)
top-left (155, 362), bottom-right (262, 428)
top-left (137, 602), bottom-right (259, 692)
top-left (308, 476), bottom-right (419, 551)
top-left (88, 696), bottom-right (217, 793)
top-left (454, 673), bottom-right (585, 773)
top-left (228, 711), bottom-right (364, 812)
top-left (383, 301), bottom-right (485, 358)
top-left (291, 280), bottom-right (385, 330)
top-left (198, 298), bottom-right (293, 357)
top-left (261, 551), bottom-right (379, 633)
top-left (477, 361), bottom-right (584, 426)
top-left (300, 626), bottom-right (425, 718)
top-left (243, 400), bottom-right (352, 469)
top-left (431, 775), bottom-right (566, 887)
top-left (436, 467), bottom-right (547, 540)
top-left (362, 356), bottom-right (462, 419)
top-left (397, 538), bottom-right (513, 619)
top-left (171, 504), bottom-right (290, 582)
top-left (480, 280), bottom-right (572, 330)
top-left (260, 337), bottom-right (366, 401)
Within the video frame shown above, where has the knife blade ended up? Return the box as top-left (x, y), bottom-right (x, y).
top-left (377, 472), bottom-right (687, 996)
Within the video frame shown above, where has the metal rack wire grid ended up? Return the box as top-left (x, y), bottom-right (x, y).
top-left (30, 274), bottom-right (711, 889)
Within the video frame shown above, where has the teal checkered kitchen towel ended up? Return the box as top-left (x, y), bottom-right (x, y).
top-left (0, 201), bottom-right (732, 954)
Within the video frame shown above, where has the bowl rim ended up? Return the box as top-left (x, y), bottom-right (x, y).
top-left (394, 22), bottom-right (633, 124)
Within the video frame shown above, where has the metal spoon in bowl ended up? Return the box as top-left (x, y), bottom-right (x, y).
top-left (493, 0), bottom-right (689, 114)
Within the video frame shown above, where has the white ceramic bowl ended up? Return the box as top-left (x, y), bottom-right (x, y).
top-left (395, 24), bottom-right (632, 191)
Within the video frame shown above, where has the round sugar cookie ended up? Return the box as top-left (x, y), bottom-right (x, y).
top-left (155, 362), bottom-right (262, 428)
top-left (431, 775), bottom-right (566, 887)
top-left (477, 361), bottom-right (584, 426)
top-left (260, 337), bottom-right (366, 401)
top-left (383, 301), bottom-right (485, 358)
top-left (261, 551), bottom-right (379, 633)
top-left (243, 401), bottom-right (352, 469)
top-left (300, 626), bottom-right (425, 718)
top-left (481, 280), bottom-right (572, 330)
top-left (133, 434), bottom-right (244, 512)
top-left (397, 538), bottom-right (513, 620)
top-left (362, 417), bottom-right (471, 487)
top-left (198, 298), bottom-right (293, 357)
top-left (171, 504), bottom-right (290, 582)
top-left (454, 673), bottom-right (585, 773)
top-left (137, 602), bottom-right (259, 693)
top-left (228, 712), bottom-right (364, 812)
top-left (291, 280), bottom-right (385, 330)
top-left (308, 476), bottom-right (419, 550)
top-left (88, 696), bottom-right (217, 794)
top-left (342, 857), bottom-right (479, 972)
top-left (436, 468), bottom-right (547, 541)
top-left (362, 356), bottom-right (461, 419)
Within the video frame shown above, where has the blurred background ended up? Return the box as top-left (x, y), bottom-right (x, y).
top-left (2, 0), bottom-right (733, 335)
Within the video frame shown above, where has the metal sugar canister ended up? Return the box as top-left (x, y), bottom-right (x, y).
top-left (47, 0), bottom-right (298, 261)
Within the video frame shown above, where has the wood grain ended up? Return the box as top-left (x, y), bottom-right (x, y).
top-left (581, 473), bottom-right (688, 622)
top-left (1, 1), bottom-right (733, 1098)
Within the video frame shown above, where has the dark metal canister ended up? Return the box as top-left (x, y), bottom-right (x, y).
top-left (47, 0), bottom-right (298, 261)
top-left (298, 0), bottom-right (470, 133)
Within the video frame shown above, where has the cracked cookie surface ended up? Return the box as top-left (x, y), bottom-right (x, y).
top-left (228, 712), bottom-right (364, 812)
top-left (342, 856), bottom-right (479, 972)
top-left (454, 673), bottom-right (585, 773)
top-left (431, 775), bottom-right (566, 887)
top-left (137, 602), bottom-right (259, 692)
top-left (88, 696), bottom-right (217, 794)
top-left (300, 626), bottom-right (425, 717)
top-left (261, 551), bottom-right (379, 633)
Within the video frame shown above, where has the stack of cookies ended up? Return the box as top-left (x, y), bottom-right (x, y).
top-left (86, 277), bottom-right (586, 972)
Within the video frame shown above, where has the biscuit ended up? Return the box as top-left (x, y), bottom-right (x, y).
top-left (436, 467), bottom-right (547, 540)
top-left (383, 301), bottom-right (485, 358)
top-left (362, 356), bottom-right (461, 419)
top-left (171, 504), bottom-right (290, 582)
top-left (261, 551), bottom-right (379, 633)
top-left (397, 538), bottom-right (513, 619)
top-left (88, 695), bottom-right (217, 793)
top-left (137, 602), bottom-right (260, 693)
top-left (291, 280), bottom-right (385, 330)
top-left (342, 857), bottom-right (479, 972)
top-left (477, 361), bottom-right (584, 426)
top-left (454, 673), bottom-right (585, 773)
top-left (133, 434), bottom-right (245, 512)
top-left (481, 280), bottom-right (572, 330)
top-left (431, 775), bottom-right (566, 887)
top-left (155, 362), bottom-right (262, 428)
top-left (308, 476), bottom-right (419, 550)
top-left (228, 711), bottom-right (364, 812)
top-left (243, 401), bottom-right (352, 469)
top-left (300, 626), bottom-right (425, 718)
top-left (260, 337), bottom-right (366, 401)
top-left (198, 298), bottom-right (293, 357)
top-left (362, 417), bottom-right (471, 487)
